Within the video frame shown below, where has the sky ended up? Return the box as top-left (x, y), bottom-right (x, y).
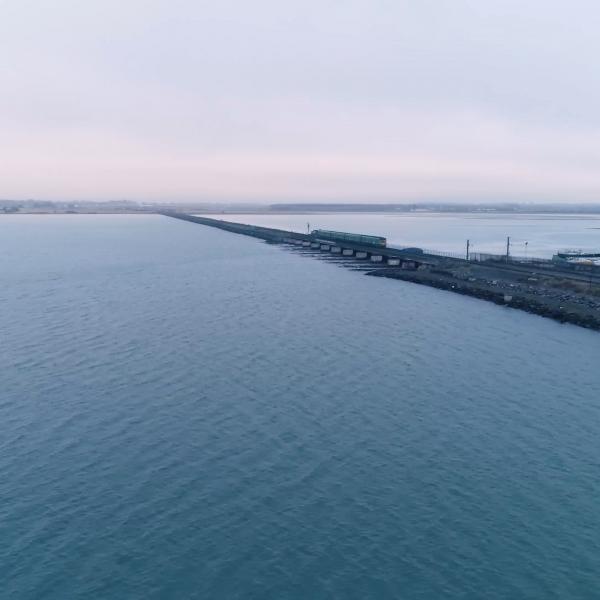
top-left (1, 0), bottom-right (600, 203)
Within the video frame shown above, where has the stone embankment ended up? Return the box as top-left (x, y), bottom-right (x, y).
top-left (369, 266), bottom-right (600, 331)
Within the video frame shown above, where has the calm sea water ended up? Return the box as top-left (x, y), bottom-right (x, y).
top-left (2, 214), bottom-right (600, 599)
top-left (203, 212), bottom-right (600, 258)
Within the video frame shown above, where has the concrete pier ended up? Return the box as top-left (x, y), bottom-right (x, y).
top-left (320, 244), bottom-right (330, 251)
top-left (387, 258), bottom-right (401, 266)
top-left (342, 249), bottom-right (354, 256)
top-left (371, 255), bottom-right (383, 263)
top-left (331, 246), bottom-right (342, 254)
top-left (356, 251), bottom-right (368, 259)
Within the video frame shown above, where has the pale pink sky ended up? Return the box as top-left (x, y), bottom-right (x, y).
top-left (1, 0), bottom-right (600, 203)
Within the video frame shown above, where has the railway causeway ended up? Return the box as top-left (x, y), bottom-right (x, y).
top-left (162, 212), bottom-right (600, 331)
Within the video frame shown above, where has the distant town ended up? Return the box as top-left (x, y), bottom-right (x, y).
top-left (3, 199), bottom-right (600, 215)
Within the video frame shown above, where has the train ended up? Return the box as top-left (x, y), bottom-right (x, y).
top-left (311, 229), bottom-right (387, 248)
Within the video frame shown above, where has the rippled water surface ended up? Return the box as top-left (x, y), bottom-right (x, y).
top-left (2, 215), bottom-right (600, 599)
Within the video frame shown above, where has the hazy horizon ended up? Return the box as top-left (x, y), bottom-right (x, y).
top-left (2, 1), bottom-right (600, 203)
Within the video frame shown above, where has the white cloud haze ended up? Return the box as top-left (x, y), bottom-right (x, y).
top-left (1, 0), bottom-right (600, 202)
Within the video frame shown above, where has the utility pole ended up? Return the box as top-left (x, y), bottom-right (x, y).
top-left (307, 222), bottom-right (310, 234)
top-left (506, 236), bottom-right (511, 262)
top-left (466, 239), bottom-right (470, 261)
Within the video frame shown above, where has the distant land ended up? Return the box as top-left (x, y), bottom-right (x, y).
top-left (3, 199), bottom-right (600, 215)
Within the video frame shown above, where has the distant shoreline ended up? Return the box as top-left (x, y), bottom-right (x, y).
top-left (4, 209), bottom-right (600, 217)
top-left (3, 199), bottom-right (600, 216)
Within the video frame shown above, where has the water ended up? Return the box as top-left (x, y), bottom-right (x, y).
top-left (2, 214), bottom-right (600, 599)
top-left (203, 212), bottom-right (600, 258)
